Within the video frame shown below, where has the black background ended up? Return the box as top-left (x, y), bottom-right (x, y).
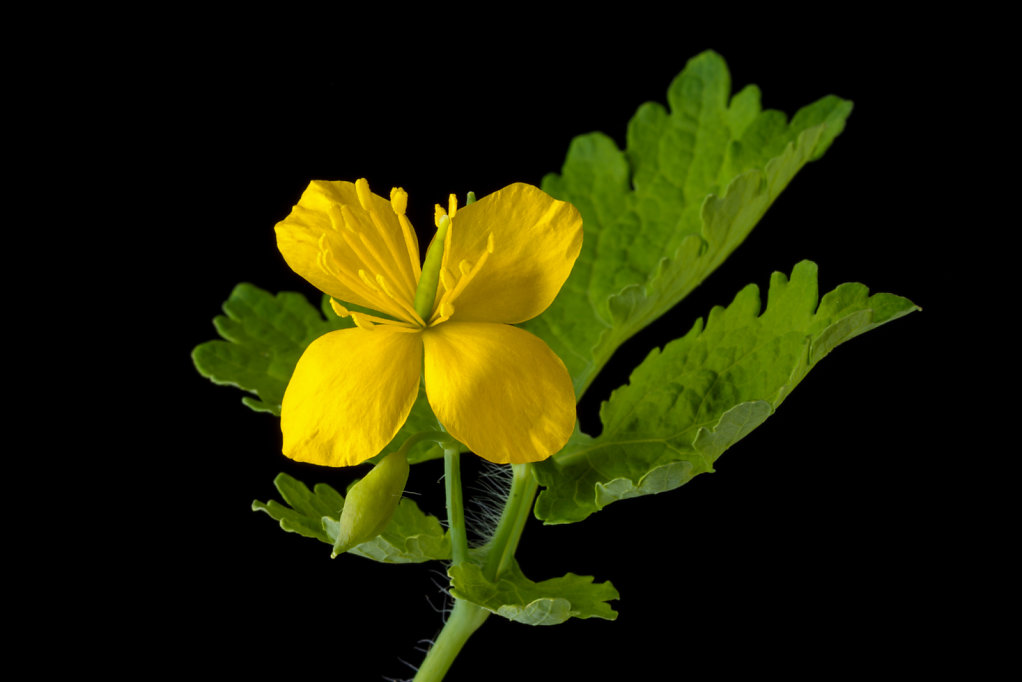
top-left (148, 21), bottom-right (958, 681)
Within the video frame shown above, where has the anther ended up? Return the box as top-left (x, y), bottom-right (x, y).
top-left (349, 312), bottom-right (376, 331)
top-left (355, 178), bottom-right (373, 211)
top-left (330, 299), bottom-right (351, 318)
top-left (390, 187), bottom-right (408, 216)
top-left (358, 269), bottom-right (380, 292)
top-left (338, 205), bottom-right (360, 233)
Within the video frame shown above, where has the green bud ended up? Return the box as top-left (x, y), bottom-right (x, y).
top-left (331, 450), bottom-right (410, 557)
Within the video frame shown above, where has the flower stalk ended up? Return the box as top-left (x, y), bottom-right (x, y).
top-left (415, 461), bottom-right (539, 680)
top-left (443, 445), bottom-right (468, 566)
top-left (413, 599), bottom-right (488, 682)
top-left (484, 463), bottom-right (536, 580)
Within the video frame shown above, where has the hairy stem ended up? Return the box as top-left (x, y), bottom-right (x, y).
top-left (415, 461), bottom-right (539, 680)
top-left (484, 463), bottom-right (537, 580)
top-left (413, 599), bottom-right (488, 682)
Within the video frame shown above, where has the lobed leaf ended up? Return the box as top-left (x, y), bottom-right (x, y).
top-left (192, 283), bottom-right (347, 414)
top-left (251, 471), bottom-right (345, 543)
top-left (449, 561), bottom-right (618, 626)
top-left (525, 50), bottom-right (853, 397)
top-left (252, 473), bottom-right (450, 563)
top-left (534, 261), bottom-right (919, 524)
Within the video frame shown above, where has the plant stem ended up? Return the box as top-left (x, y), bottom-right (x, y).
top-left (414, 447), bottom-right (479, 682)
top-left (484, 463), bottom-right (537, 580)
top-left (414, 460), bottom-right (539, 681)
top-left (413, 599), bottom-right (488, 681)
top-left (444, 447), bottom-right (468, 565)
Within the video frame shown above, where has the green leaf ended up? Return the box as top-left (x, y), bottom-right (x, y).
top-left (449, 561), bottom-right (618, 625)
top-left (193, 284), bottom-right (444, 463)
top-left (252, 473), bottom-right (450, 563)
top-left (534, 261), bottom-right (919, 524)
top-left (251, 472), bottom-right (345, 543)
top-left (192, 283), bottom-right (349, 415)
top-left (525, 50), bottom-right (853, 397)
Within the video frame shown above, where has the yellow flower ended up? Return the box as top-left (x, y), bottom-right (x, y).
top-left (275, 178), bottom-right (582, 467)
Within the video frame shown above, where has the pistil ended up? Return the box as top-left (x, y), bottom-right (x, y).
top-left (412, 213), bottom-right (450, 321)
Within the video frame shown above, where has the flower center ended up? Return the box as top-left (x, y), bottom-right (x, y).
top-left (413, 192), bottom-right (496, 328)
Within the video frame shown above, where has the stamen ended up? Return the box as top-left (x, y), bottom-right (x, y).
top-left (325, 205), bottom-right (343, 232)
top-left (376, 273), bottom-right (426, 326)
top-left (382, 323), bottom-right (427, 334)
top-left (365, 209), bottom-right (417, 299)
top-left (354, 178), bottom-right (373, 211)
top-left (358, 269), bottom-right (380, 292)
top-left (349, 312), bottom-right (376, 330)
top-left (329, 299), bottom-right (350, 318)
top-left (430, 299), bottom-right (456, 326)
top-left (317, 239), bottom-right (396, 315)
top-left (386, 187), bottom-right (419, 278)
top-left (433, 229), bottom-right (492, 314)
top-left (339, 200), bottom-right (417, 303)
top-left (330, 298), bottom-right (421, 331)
top-left (390, 186), bottom-right (408, 216)
top-left (337, 204), bottom-right (367, 235)
top-left (396, 213), bottom-right (422, 280)
top-left (320, 216), bottom-right (422, 326)
top-left (317, 249), bottom-right (332, 278)
top-left (448, 193), bottom-right (458, 219)
top-left (336, 212), bottom-right (406, 297)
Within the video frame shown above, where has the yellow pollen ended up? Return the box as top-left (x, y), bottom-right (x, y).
top-left (390, 187), bottom-right (408, 216)
top-left (354, 178), bottom-right (373, 211)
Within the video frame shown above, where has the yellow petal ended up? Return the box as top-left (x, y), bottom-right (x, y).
top-left (275, 180), bottom-right (422, 323)
top-left (421, 322), bottom-right (575, 464)
top-left (437, 183), bottom-right (582, 324)
top-left (281, 326), bottom-right (423, 467)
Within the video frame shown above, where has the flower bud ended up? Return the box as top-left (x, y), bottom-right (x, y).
top-left (331, 450), bottom-right (410, 557)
